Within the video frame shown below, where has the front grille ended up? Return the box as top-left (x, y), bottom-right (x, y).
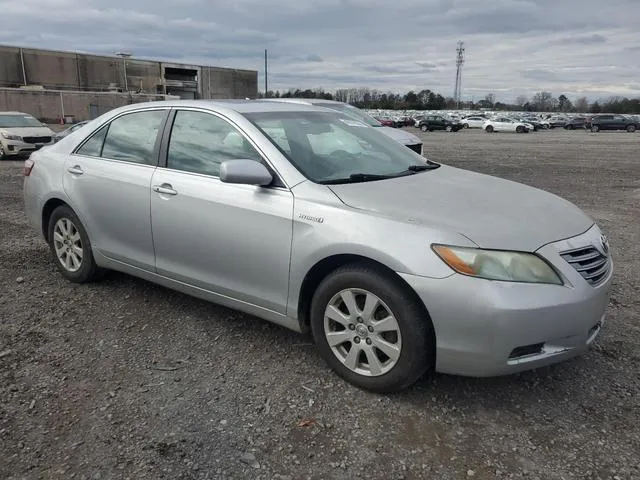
top-left (23, 136), bottom-right (51, 144)
top-left (560, 246), bottom-right (610, 286)
top-left (407, 143), bottom-right (422, 154)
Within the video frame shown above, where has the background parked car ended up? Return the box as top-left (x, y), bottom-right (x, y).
top-left (0, 111), bottom-right (55, 159)
top-left (53, 121), bottom-right (90, 142)
top-left (461, 116), bottom-right (487, 129)
top-left (548, 116), bottom-right (570, 128)
top-left (585, 114), bottom-right (638, 132)
top-left (376, 117), bottom-right (394, 127)
top-left (417, 115), bottom-right (463, 132)
top-left (564, 117), bottom-right (588, 130)
top-left (483, 117), bottom-right (530, 133)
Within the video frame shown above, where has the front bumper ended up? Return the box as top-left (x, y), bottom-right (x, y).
top-left (400, 225), bottom-right (613, 377)
top-left (1, 138), bottom-right (53, 156)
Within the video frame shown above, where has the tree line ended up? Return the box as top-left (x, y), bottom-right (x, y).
top-left (258, 88), bottom-right (640, 114)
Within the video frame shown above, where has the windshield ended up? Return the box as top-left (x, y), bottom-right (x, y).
top-left (244, 111), bottom-right (435, 184)
top-left (313, 102), bottom-right (382, 127)
top-left (0, 114), bottom-right (43, 128)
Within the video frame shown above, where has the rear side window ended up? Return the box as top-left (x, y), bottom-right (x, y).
top-left (76, 125), bottom-right (108, 157)
top-left (101, 110), bottom-right (165, 164)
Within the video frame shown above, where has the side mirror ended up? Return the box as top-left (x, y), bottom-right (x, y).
top-left (219, 160), bottom-right (273, 186)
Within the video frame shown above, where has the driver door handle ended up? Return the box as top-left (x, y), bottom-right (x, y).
top-left (67, 165), bottom-right (84, 175)
top-left (152, 183), bottom-right (178, 196)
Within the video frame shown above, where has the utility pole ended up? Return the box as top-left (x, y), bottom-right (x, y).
top-left (115, 51), bottom-right (132, 92)
top-left (453, 41), bottom-right (465, 109)
top-left (264, 49), bottom-right (268, 97)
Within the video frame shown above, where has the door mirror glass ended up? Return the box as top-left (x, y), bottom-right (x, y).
top-left (219, 160), bottom-right (273, 186)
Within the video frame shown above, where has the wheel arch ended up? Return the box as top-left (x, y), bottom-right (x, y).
top-left (41, 197), bottom-right (70, 243)
top-left (296, 254), bottom-right (433, 341)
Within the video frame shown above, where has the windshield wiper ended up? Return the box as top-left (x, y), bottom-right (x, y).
top-left (321, 173), bottom-right (394, 185)
top-left (406, 163), bottom-right (440, 172)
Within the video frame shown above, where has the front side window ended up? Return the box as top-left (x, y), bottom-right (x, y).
top-left (101, 110), bottom-right (165, 164)
top-left (167, 110), bottom-right (262, 177)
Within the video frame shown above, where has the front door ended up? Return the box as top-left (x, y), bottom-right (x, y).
top-left (63, 109), bottom-right (168, 270)
top-left (150, 109), bottom-right (294, 314)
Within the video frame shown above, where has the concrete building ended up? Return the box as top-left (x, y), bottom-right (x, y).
top-left (0, 45), bottom-right (258, 121)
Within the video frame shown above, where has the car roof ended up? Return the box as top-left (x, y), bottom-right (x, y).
top-left (262, 98), bottom-right (346, 106)
top-left (107, 99), bottom-right (331, 114)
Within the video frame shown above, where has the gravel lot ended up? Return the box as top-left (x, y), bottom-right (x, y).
top-left (1, 128), bottom-right (639, 480)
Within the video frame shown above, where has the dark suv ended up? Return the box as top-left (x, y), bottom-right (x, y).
top-left (417, 115), bottom-right (463, 132)
top-left (585, 114), bottom-right (638, 132)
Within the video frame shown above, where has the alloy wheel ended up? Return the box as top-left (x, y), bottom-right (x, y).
top-left (323, 288), bottom-right (402, 377)
top-left (53, 218), bottom-right (83, 272)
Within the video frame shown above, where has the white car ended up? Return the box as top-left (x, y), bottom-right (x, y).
top-left (0, 112), bottom-right (56, 159)
top-left (461, 116), bottom-right (487, 129)
top-left (483, 117), bottom-right (530, 133)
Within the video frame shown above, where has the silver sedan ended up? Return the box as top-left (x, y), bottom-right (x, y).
top-left (23, 100), bottom-right (613, 392)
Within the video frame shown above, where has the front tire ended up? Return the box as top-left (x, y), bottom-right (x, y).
top-left (516, 126), bottom-right (524, 133)
top-left (566, 124), bottom-right (574, 130)
top-left (626, 125), bottom-right (636, 133)
top-left (48, 205), bottom-right (103, 283)
top-left (420, 124), bottom-right (428, 132)
top-left (591, 125), bottom-right (600, 133)
top-left (310, 264), bottom-right (434, 393)
top-left (445, 125), bottom-right (453, 132)
top-left (485, 125), bottom-right (494, 133)
top-left (0, 143), bottom-right (6, 160)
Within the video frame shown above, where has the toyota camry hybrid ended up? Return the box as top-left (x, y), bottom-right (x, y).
top-left (23, 100), bottom-right (613, 392)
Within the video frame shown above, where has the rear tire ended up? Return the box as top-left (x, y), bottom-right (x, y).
top-left (47, 205), bottom-right (104, 283)
top-left (516, 126), bottom-right (524, 133)
top-left (566, 124), bottom-right (574, 130)
top-left (310, 264), bottom-right (434, 393)
top-left (591, 125), bottom-right (600, 133)
top-left (420, 124), bottom-right (428, 132)
top-left (485, 125), bottom-right (494, 133)
top-left (445, 125), bottom-right (453, 132)
top-left (0, 143), bottom-right (6, 160)
top-left (626, 125), bottom-right (636, 133)
top-left (462, 123), bottom-right (469, 129)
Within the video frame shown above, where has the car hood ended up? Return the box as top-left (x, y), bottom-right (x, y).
top-left (328, 165), bottom-right (593, 252)
top-left (377, 126), bottom-right (421, 145)
top-left (0, 126), bottom-right (54, 137)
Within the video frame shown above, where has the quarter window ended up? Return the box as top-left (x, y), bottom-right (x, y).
top-left (101, 110), bottom-right (165, 164)
top-left (76, 125), bottom-right (108, 157)
top-left (167, 110), bottom-right (262, 177)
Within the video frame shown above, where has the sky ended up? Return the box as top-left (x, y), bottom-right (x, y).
top-left (0, 0), bottom-right (639, 102)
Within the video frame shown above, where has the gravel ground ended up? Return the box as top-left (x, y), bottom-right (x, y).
top-left (1, 128), bottom-right (639, 480)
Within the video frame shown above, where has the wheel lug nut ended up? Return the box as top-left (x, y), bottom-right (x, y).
top-left (348, 324), bottom-right (355, 330)
top-left (354, 337), bottom-right (360, 344)
top-left (366, 338), bottom-right (372, 345)
top-left (368, 326), bottom-right (374, 332)
top-left (357, 317), bottom-right (363, 323)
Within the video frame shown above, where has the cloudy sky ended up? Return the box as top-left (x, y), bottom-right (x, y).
top-left (1, 0), bottom-right (639, 102)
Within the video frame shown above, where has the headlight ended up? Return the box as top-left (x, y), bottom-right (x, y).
top-left (0, 130), bottom-right (21, 141)
top-left (432, 245), bottom-right (563, 285)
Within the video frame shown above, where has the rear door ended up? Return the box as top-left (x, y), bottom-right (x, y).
top-left (63, 108), bottom-right (168, 270)
top-left (612, 115), bottom-right (627, 130)
top-left (149, 109), bottom-right (294, 313)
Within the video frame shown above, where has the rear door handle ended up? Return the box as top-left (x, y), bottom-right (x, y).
top-left (67, 165), bottom-right (84, 175)
top-left (152, 184), bottom-right (178, 196)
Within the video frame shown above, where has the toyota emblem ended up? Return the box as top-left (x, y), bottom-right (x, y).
top-left (600, 234), bottom-right (609, 255)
